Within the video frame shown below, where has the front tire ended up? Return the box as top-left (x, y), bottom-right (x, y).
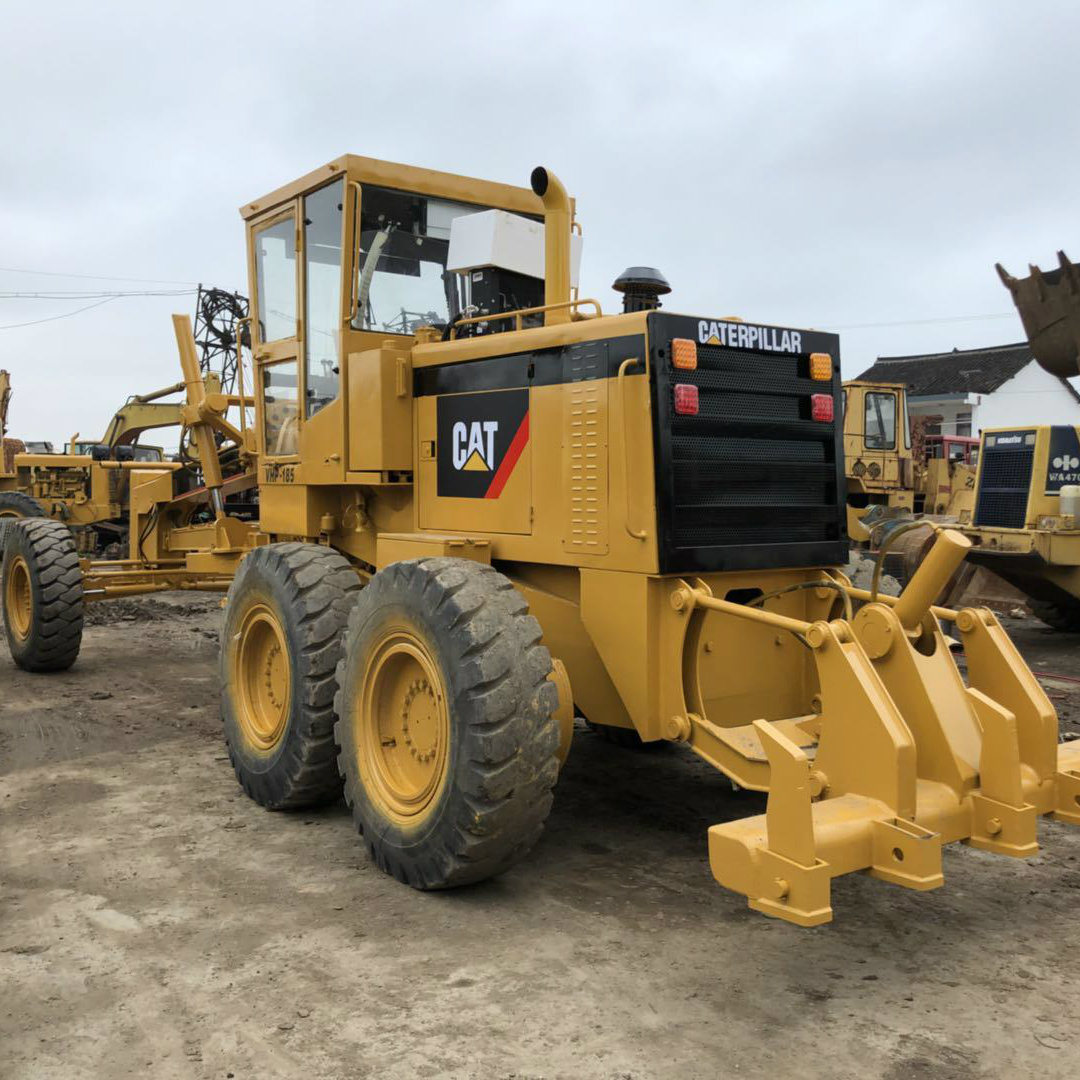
top-left (221, 543), bottom-right (361, 809)
top-left (2, 519), bottom-right (83, 672)
top-left (334, 558), bottom-right (560, 890)
top-left (0, 491), bottom-right (47, 553)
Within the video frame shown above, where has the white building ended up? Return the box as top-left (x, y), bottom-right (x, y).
top-left (855, 342), bottom-right (1080, 436)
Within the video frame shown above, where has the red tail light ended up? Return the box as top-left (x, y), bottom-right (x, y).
top-left (674, 384), bottom-right (699, 416)
top-left (811, 393), bottom-right (834, 422)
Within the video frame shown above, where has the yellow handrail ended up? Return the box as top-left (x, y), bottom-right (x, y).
top-left (450, 298), bottom-right (602, 338)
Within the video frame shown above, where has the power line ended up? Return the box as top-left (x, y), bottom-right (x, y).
top-left (0, 265), bottom-right (200, 286)
top-left (0, 296), bottom-right (119, 329)
top-left (0, 289), bottom-right (198, 300)
top-left (832, 312), bottom-right (1016, 331)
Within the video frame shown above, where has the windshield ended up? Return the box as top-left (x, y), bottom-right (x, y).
top-left (352, 186), bottom-right (491, 335)
top-left (864, 392), bottom-right (897, 450)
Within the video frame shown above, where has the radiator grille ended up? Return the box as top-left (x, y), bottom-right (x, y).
top-left (651, 319), bottom-right (846, 571)
top-left (974, 440), bottom-right (1034, 528)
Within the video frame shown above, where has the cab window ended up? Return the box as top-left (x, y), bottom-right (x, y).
top-left (352, 186), bottom-right (489, 335)
top-left (263, 359), bottom-right (300, 456)
top-left (254, 216), bottom-right (297, 343)
top-left (304, 180), bottom-right (343, 417)
top-left (864, 392), bottom-right (896, 450)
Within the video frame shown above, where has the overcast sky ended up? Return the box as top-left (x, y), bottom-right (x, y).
top-left (1, 1), bottom-right (1077, 444)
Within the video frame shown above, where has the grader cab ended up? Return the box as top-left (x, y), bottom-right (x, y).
top-left (5, 157), bottom-right (1080, 926)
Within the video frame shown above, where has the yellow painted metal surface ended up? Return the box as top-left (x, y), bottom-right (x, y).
top-left (347, 347), bottom-right (412, 472)
top-left (231, 602), bottom-right (292, 754)
top-left (5, 554), bottom-right (32, 640)
top-left (348, 621), bottom-right (451, 826)
top-left (562, 343), bottom-right (609, 556)
top-left (375, 532), bottom-right (490, 567)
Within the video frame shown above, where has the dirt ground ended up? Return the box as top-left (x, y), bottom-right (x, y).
top-left (3, 596), bottom-right (1080, 1080)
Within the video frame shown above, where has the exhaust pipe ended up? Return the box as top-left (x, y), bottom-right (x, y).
top-left (530, 166), bottom-right (572, 325)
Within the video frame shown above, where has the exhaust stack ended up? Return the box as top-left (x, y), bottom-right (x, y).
top-left (530, 166), bottom-right (572, 325)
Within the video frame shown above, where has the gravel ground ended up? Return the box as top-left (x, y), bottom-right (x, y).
top-left (2, 595), bottom-right (1080, 1079)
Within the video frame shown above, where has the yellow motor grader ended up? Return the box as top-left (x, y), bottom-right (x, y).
top-left (0, 372), bottom-right (246, 555)
top-left (4, 156), bottom-right (1080, 926)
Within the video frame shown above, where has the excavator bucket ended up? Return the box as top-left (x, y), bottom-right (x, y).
top-left (997, 251), bottom-right (1080, 379)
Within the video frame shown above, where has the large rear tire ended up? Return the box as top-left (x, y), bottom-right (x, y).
top-left (2, 519), bottom-right (83, 672)
top-left (221, 543), bottom-right (361, 810)
top-left (334, 558), bottom-right (560, 889)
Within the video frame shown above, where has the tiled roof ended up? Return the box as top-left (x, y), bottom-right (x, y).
top-left (854, 342), bottom-right (1035, 396)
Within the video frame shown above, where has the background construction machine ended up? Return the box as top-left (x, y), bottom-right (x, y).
top-left (5, 156), bottom-right (1080, 926)
top-left (0, 374), bottom-right (228, 555)
top-left (844, 378), bottom-right (977, 539)
top-left (0, 287), bottom-right (252, 555)
top-left (0, 370), bottom-right (16, 471)
top-left (958, 253), bottom-right (1080, 630)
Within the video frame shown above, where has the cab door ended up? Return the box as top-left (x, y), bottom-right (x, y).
top-left (250, 206), bottom-right (302, 464)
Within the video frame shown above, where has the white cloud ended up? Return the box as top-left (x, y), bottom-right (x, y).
top-left (1, 0), bottom-right (1077, 438)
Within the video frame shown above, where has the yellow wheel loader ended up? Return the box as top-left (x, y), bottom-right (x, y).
top-left (844, 379), bottom-right (977, 543)
top-left (5, 157), bottom-right (1080, 926)
top-left (958, 254), bottom-right (1080, 630)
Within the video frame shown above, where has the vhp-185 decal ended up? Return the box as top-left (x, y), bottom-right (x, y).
top-left (437, 389), bottom-right (530, 499)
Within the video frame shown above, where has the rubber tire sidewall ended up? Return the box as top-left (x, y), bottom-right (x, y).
top-left (2, 519), bottom-right (83, 672)
top-left (339, 596), bottom-right (463, 860)
top-left (336, 559), bottom-right (559, 889)
top-left (221, 544), bottom-right (358, 809)
top-left (0, 492), bottom-right (47, 556)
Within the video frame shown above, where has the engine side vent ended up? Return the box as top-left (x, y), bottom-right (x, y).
top-left (974, 435), bottom-right (1035, 528)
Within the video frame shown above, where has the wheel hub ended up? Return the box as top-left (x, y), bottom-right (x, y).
top-left (356, 628), bottom-right (450, 824)
top-left (4, 554), bottom-right (32, 642)
top-left (231, 603), bottom-right (291, 753)
top-left (402, 678), bottom-right (440, 764)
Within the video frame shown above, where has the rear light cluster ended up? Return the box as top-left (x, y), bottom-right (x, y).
top-left (668, 337), bottom-right (833, 421)
top-left (811, 393), bottom-right (834, 422)
top-left (673, 383), bottom-right (699, 416)
top-left (671, 338), bottom-right (698, 370)
top-left (810, 352), bottom-right (833, 381)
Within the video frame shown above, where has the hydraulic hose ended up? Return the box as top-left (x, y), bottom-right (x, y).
top-left (867, 519), bottom-right (939, 605)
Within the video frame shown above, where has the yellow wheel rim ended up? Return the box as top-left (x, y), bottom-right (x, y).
top-left (355, 626), bottom-right (450, 825)
top-left (232, 602), bottom-right (291, 753)
top-left (5, 554), bottom-right (32, 642)
top-left (0, 510), bottom-right (23, 519)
